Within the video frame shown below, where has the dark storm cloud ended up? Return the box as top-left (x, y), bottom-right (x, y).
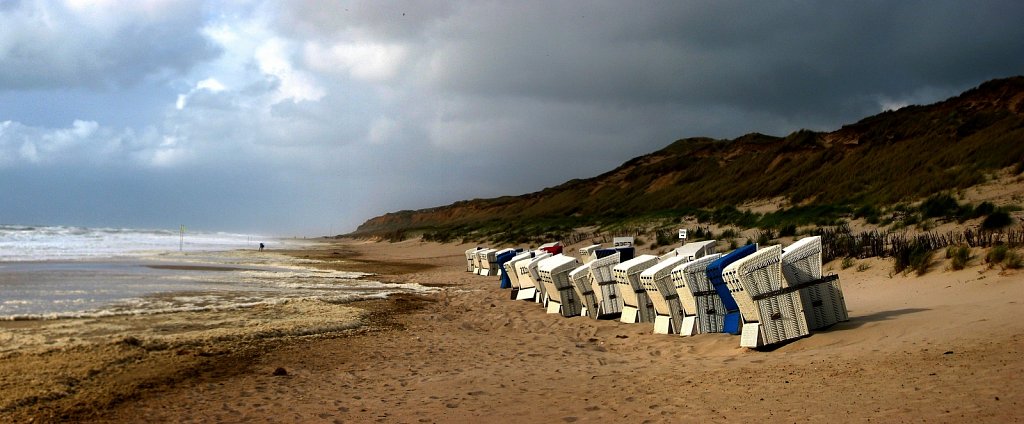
top-left (417, 1), bottom-right (1024, 130)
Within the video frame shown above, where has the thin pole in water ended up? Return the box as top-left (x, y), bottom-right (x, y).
top-left (180, 225), bottom-right (185, 252)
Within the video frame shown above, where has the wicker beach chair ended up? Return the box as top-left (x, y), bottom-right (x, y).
top-left (514, 252), bottom-right (551, 301)
top-left (595, 246), bottom-right (635, 262)
top-left (569, 263), bottom-right (598, 318)
top-left (578, 244), bottom-right (602, 263)
top-left (613, 237), bottom-right (634, 247)
top-left (481, 248), bottom-right (512, 277)
top-left (639, 255), bottom-right (690, 334)
top-left (537, 254), bottom-right (583, 317)
top-left (466, 247), bottom-right (485, 273)
top-left (722, 245), bottom-right (811, 348)
top-left (504, 251), bottom-right (536, 299)
top-left (676, 240), bottom-right (717, 261)
top-left (588, 251), bottom-right (623, 319)
top-left (496, 248), bottom-right (523, 289)
top-left (706, 244), bottom-right (758, 334)
top-left (670, 253), bottom-right (723, 335)
top-left (474, 249), bottom-right (495, 276)
top-left (538, 242), bottom-right (563, 255)
top-left (782, 236), bottom-right (849, 330)
top-left (613, 255), bottom-right (660, 324)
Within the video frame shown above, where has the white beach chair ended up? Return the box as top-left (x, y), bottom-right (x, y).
top-left (613, 237), bottom-right (634, 248)
top-left (639, 255), bottom-right (690, 334)
top-left (514, 252), bottom-right (551, 301)
top-left (578, 244), bottom-right (602, 263)
top-left (504, 251), bottom-right (536, 299)
top-left (485, 248), bottom-right (514, 277)
top-left (670, 253), bottom-right (723, 335)
top-left (466, 247), bottom-right (485, 272)
top-left (474, 249), bottom-right (495, 276)
top-left (588, 252), bottom-right (624, 319)
top-left (722, 245), bottom-right (811, 348)
top-left (613, 255), bottom-right (660, 324)
top-left (569, 263), bottom-right (597, 318)
top-left (782, 236), bottom-right (849, 330)
top-left (537, 254), bottom-right (583, 317)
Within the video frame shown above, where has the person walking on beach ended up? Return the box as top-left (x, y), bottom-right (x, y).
top-left (259, 242), bottom-right (265, 252)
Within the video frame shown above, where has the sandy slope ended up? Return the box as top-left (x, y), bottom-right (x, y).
top-left (90, 238), bottom-right (1023, 423)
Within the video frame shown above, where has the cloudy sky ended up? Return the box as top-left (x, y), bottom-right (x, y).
top-left (1, 1), bottom-right (1022, 235)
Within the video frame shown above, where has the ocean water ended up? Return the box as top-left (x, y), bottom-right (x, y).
top-left (0, 224), bottom-right (259, 262)
top-left (0, 225), bottom-right (431, 320)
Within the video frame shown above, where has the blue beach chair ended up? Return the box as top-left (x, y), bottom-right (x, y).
top-left (496, 248), bottom-right (523, 289)
top-left (706, 243), bottom-right (757, 334)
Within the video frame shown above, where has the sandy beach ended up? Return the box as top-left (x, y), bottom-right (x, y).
top-left (2, 238), bottom-right (1023, 423)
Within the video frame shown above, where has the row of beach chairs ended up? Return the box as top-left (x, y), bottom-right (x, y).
top-left (466, 236), bottom-right (848, 349)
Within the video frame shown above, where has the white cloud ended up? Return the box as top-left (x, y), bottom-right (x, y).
top-left (304, 41), bottom-right (408, 82)
top-left (176, 77), bottom-right (227, 110)
top-left (255, 38), bottom-right (325, 104)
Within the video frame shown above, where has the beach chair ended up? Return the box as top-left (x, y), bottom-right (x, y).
top-left (514, 252), bottom-right (551, 301)
top-left (474, 249), bottom-right (495, 276)
top-left (670, 253), bottom-right (723, 335)
top-left (675, 240), bottom-right (717, 261)
top-left (578, 244), bottom-right (602, 263)
top-left (481, 248), bottom-right (511, 277)
top-left (613, 237), bottom-right (634, 247)
top-left (613, 255), bottom-right (660, 323)
top-left (537, 254), bottom-right (583, 317)
top-left (588, 251), bottom-right (624, 319)
top-left (782, 236), bottom-right (849, 330)
top-left (466, 247), bottom-right (485, 272)
top-left (639, 255), bottom-right (690, 334)
top-left (539, 242), bottom-right (563, 255)
top-left (496, 248), bottom-right (523, 289)
top-left (595, 246), bottom-right (635, 262)
top-left (722, 245), bottom-right (811, 348)
top-left (504, 251), bottom-right (536, 299)
top-left (706, 244), bottom-right (758, 334)
top-left (569, 263), bottom-right (598, 318)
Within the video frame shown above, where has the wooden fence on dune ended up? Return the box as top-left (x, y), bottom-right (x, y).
top-left (812, 225), bottom-right (1024, 262)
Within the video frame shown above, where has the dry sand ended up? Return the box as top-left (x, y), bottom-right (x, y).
top-left (3, 238), bottom-right (1023, 423)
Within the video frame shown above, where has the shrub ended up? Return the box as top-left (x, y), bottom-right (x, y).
top-left (1006, 251), bottom-right (1023, 269)
top-left (987, 245), bottom-right (1009, 264)
top-left (975, 201), bottom-right (996, 216)
top-left (856, 263), bottom-right (871, 272)
top-left (756, 229), bottom-right (776, 246)
top-left (655, 230), bottom-right (674, 247)
top-left (778, 224), bottom-right (798, 238)
top-left (894, 241), bottom-right (932, 275)
top-left (920, 193), bottom-right (960, 218)
top-left (911, 248), bottom-right (934, 275)
top-left (841, 257), bottom-right (855, 270)
top-left (854, 205), bottom-right (880, 220)
top-left (947, 245), bottom-right (970, 270)
top-left (982, 211), bottom-right (1013, 230)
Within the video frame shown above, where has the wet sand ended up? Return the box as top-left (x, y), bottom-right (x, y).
top-left (3, 238), bottom-right (1024, 423)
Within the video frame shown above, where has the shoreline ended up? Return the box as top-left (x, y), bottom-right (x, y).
top-left (0, 242), bottom-right (438, 422)
top-left (3, 238), bottom-right (1023, 422)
